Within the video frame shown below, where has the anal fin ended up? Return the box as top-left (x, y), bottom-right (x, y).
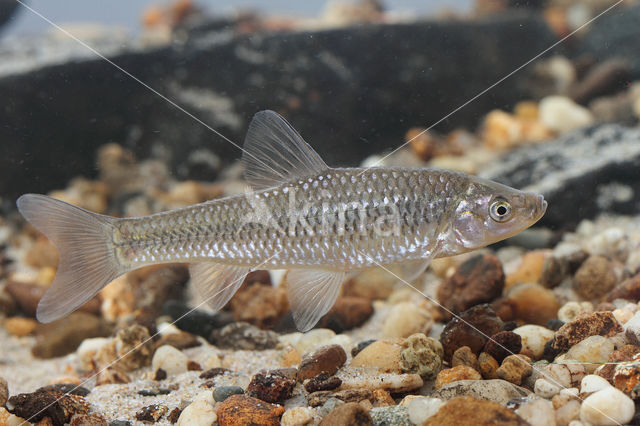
top-left (189, 262), bottom-right (249, 312)
top-left (285, 269), bottom-right (345, 332)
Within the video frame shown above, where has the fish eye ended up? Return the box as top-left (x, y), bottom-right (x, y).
top-left (489, 198), bottom-right (513, 222)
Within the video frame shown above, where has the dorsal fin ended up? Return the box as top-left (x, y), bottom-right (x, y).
top-left (241, 110), bottom-right (329, 190)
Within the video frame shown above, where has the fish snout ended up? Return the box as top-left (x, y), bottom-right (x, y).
top-left (534, 194), bottom-right (548, 220)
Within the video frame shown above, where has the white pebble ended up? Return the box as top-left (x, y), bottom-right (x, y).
top-left (382, 302), bottom-right (432, 338)
top-left (565, 336), bottom-right (614, 373)
top-left (408, 397), bottom-right (445, 425)
top-left (560, 387), bottom-right (579, 397)
top-left (543, 362), bottom-right (585, 388)
top-left (152, 345), bottom-right (188, 375)
top-left (535, 378), bottom-right (561, 399)
top-left (623, 311), bottom-right (640, 344)
top-left (177, 400), bottom-right (217, 426)
top-left (295, 329), bottom-right (336, 355)
top-left (585, 227), bottom-right (627, 257)
top-left (612, 308), bottom-right (633, 324)
top-left (281, 407), bottom-right (314, 426)
top-left (157, 322), bottom-right (182, 335)
top-left (558, 302), bottom-right (593, 323)
top-left (513, 325), bottom-right (555, 359)
top-left (580, 375), bottom-right (611, 394)
top-left (556, 400), bottom-right (580, 425)
top-left (580, 387), bottom-right (634, 425)
top-left (77, 337), bottom-right (112, 372)
top-left (539, 95), bottom-right (593, 133)
top-left (202, 353), bottom-right (222, 370)
top-left (325, 334), bottom-right (353, 354)
top-left (515, 399), bottom-right (556, 426)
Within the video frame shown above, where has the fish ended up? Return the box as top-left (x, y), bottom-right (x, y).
top-left (17, 110), bottom-right (547, 331)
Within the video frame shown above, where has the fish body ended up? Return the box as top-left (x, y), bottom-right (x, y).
top-left (18, 111), bottom-right (547, 331)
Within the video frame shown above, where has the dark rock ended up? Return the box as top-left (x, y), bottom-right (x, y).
top-left (501, 321), bottom-right (518, 332)
top-left (167, 407), bottom-right (182, 424)
top-left (5, 280), bottom-right (100, 317)
top-left (317, 297), bottom-right (374, 332)
top-left (480, 124), bottom-right (640, 229)
top-left (424, 396), bottom-right (528, 425)
top-left (6, 389), bottom-right (90, 425)
top-left (297, 344), bottom-right (347, 382)
top-left (440, 304), bottom-right (504, 362)
top-left (1, 13), bottom-right (555, 201)
top-left (155, 331), bottom-right (201, 351)
top-left (247, 370), bottom-right (296, 403)
top-left (541, 338), bottom-right (561, 362)
top-left (137, 388), bottom-right (171, 397)
top-left (539, 256), bottom-right (568, 289)
top-left (573, 255), bottom-right (617, 300)
top-left (199, 367), bottom-right (232, 379)
top-left (213, 386), bottom-right (244, 402)
top-left (70, 413), bottom-right (108, 426)
top-left (217, 394), bottom-right (284, 426)
top-left (31, 312), bottom-right (112, 359)
top-left (437, 254), bottom-right (505, 315)
top-left (209, 322), bottom-right (279, 350)
top-left (187, 360), bottom-right (202, 371)
top-left (0, 286), bottom-right (17, 316)
top-left (351, 339), bottom-right (376, 357)
top-left (304, 372), bottom-right (342, 393)
top-left (483, 331), bottom-right (522, 363)
top-left (319, 402), bottom-right (372, 426)
top-left (308, 389), bottom-right (372, 407)
top-left (108, 421), bottom-right (132, 426)
top-left (135, 404), bottom-right (168, 423)
top-left (112, 324), bottom-right (154, 372)
top-left (154, 369), bottom-right (167, 381)
top-left (546, 319), bottom-right (565, 331)
top-left (162, 300), bottom-right (234, 338)
top-left (553, 311), bottom-right (623, 351)
top-left (570, 59), bottom-right (631, 105)
top-left (38, 384), bottom-right (90, 397)
top-left (607, 273), bottom-right (640, 302)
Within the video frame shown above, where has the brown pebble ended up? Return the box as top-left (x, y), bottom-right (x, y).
top-left (7, 389), bottom-right (90, 425)
top-left (167, 407), bottom-right (182, 424)
top-left (304, 372), bottom-right (342, 393)
top-left (440, 304), bottom-right (503, 362)
top-left (505, 282), bottom-right (559, 325)
top-left (229, 283), bottom-right (289, 329)
top-left (597, 344), bottom-right (640, 384)
top-left (154, 369), bottom-right (167, 381)
top-left (281, 346), bottom-right (302, 367)
top-left (297, 344), bottom-right (347, 382)
top-left (187, 361), bottom-right (202, 371)
top-left (0, 376), bottom-right (7, 407)
top-left (451, 346), bottom-right (479, 371)
top-left (478, 352), bottom-right (499, 379)
top-left (69, 413), bottom-right (107, 425)
top-left (199, 367), bottom-right (231, 379)
top-left (112, 324), bottom-right (153, 372)
top-left (32, 312), bottom-right (112, 359)
top-left (4, 316), bottom-right (38, 336)
top-left (371, 389), bottom-right (395, 407)
top-left (217, 394), bottom-right (284, 426)
top-left (496, 355), bottom-right (532, 386)
top-left (155, 331), bottom-right (201, 351)
top-left (573, 256), bottom-right (617, 300)
top-left (308, 389), bottom-right (372, 407)
top-left (553, 311), bottom-right (623, 351)
top-left (5, 280), bottom-right (100, 317)
top-left (135, 404), bottom-right (168, 422)
top-left (606, 273), bottom-right (640, 302)
top-left (319, 402), bottom-right (373, 426)
top-left (424, 396), bottom-right (528, 425)
top-left (247, 370), bottom-right (296, 403)
top-left (435, 365), bottom-right (482, 389)
top-left (483, 331), bottom-right (522, 364)
top-left (318, 297), bottom-right (374, 332)
top-left (437, 254), bottom-right (505, 315)
top-left (540, 256), bottom-right (568, 288)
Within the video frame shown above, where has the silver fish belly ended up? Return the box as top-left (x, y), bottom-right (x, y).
top-left (17, 110), bottom-right (547, 331)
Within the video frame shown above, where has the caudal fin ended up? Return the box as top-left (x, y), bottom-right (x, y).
top-left (17, 194), bottom-right (125, 323)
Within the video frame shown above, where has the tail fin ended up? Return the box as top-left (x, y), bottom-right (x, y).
top-left (17, 194), bottom-right (126, 323)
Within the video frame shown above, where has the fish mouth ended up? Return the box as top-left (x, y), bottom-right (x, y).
top-left (534, 194), bottom-right (548, 221)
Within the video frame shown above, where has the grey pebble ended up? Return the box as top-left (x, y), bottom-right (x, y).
top-left (213, 386), bottom-right (244, 402)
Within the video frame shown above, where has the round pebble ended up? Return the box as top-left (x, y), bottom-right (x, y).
top-left (176, 400), bottom-right (217, 426)
top-left (564, 336), bottom-right (615, 374)
top-left (295, 329), bottom-right (336, 355)
top-left (281, 407), bottom-right (314, 426)
top-left (382, 302), bottom-right (432, 338)
top-left (151, 345), bottom-right (188, 376)
top-left (515, 399), bottom-right (555, 426)
top-left (580, 375), bottom-right (611, 394)
top-left (213, 386), bottom-right (244, 402)
top-left (558, 301), bottom-right (593, 323)
top-left (580, 386), bottom-right (634, 425)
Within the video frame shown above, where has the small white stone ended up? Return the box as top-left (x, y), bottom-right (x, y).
top-left (193, 390), bottom-right (215, 404)
top-left (585, 227), bottom-right (627, 257)
top-left (202, 353), bottom-right (222, 370)
top-left (557, 301), bottom-right (593, 323)
top-left (535, 378), bottom-right (561, 399)
top-left (513, 325), bottom-right (555, 359)
top-left (560, 387), bottom-right (579, 397)
top-left (281, 407), bottom-right (314, 426)
top-left (556, 400), bottom-right (580, 426)
top-left (177, 400), bottom-right (217, 426)
top-left (325, 334), bottom-right (353, 355)
top-left (407, 397), bottom-right (445, 425)
top-left (623, 311), bottom-right (640, 344)
top-left (613, 308), bottom-right (633, 325)
top-left (295, 329), bottom-right (336, 355)
top-left (543, 362), bottom-right (586, 388)
top-left (580, 386), bottom-right (635, 425)
top-left (157, 322), bottom-right (182, 335)
top-left (580, 375), bottom-right (611, 394)
top-left (568, 421), bottom-right (586, 426)
top-left (564, 336), bottom-right (614, 373)
top-left (515, 399), bottom-right (556, 426)
top-left (539, 95), bottom-right (593, 133)
top-left (382, 302), bottom-right (432, 338)
top-left (76, 337), bottom-right (112, 372)
top-left (152, 345), bottom-right (188, 375)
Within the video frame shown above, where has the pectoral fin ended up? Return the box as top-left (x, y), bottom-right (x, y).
top-left (285, 269), bottom-right (345, 332)
top-left (390, 257), bottom-right (432, 283)
top-left (189, 262), bottom-right (249, 311)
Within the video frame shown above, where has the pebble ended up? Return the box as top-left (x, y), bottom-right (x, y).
top-left (612, 354), bottom-right (640, 397)
top-left (513, 325), bottom-right (555, 360)
top-left (151, 345), bottom-right (188, 376)
top-left (298, 344), bottom-right (347, 382)
top-left (69, 413), bottom-right (108, 425)
top-left (505, 250), bottom-right (547, 289)
top-left (544, 362), bottom-right (586, 389)
top-left (154, 330), bottom-right (201, 351)
top-left (4, 316), bottom-right (37, 336)
top-left (606, 272), bottom-right (640, 302)
top-left (113, 324), bottom-right (154, 372)
top-left (535, 378), bottom-right (561, 399)
top-left (281, 407), bottom-right (314, 426)
top-left (217, 394), bottom-right (284, 426)
top-left (369, 405), bottom-right (411, 425)
top-left (564, 336), bottom-right (615, 373)
top-left (319, 402), bottom-right (372, 426)
top-left (0, 376), bottom-right (7, 407)
top-left (496, 355), bottom-right (532, 386)
top-left (623, 311), bottom-right (640, 345)
top-left (399, 333), bottom-right (443, 379)
top-left (350, 340), bottom-right (403, 373)
top-left (31, 312), bottom-right (112, 359)
top-left (175, 399), bottom-right (217, 425)
top-left (540, 256), bottom-right (568, 288)
top-left (163, 300), bottom-right (233, 338)
top-left (293, 329), bottom-right (336, 355)
top-left (135, 404), bottom-right (168, 422)
top-left (229, 283), bottom-right (289, 329)
top-left (515, 399), bottom-right (556, 426)
top-left (581, 374), bottom-right (611, 394)
top-left (317, 397), bottom-right (344, 417)
top-left (478, 352), bottom-right (499, 379)
top-left (596, 344), bottom-right (640, 384)
top-left (505, 283), bottom-right (560, 325)
top-left (382, 302), bottom-right (432, 338)
top-left (407, 397), bottom-right (445, 425)
top-left (424, 396), bottom-right (528, 425)
top-left (213, 386), bottom-right (244, 402)
top-left (553, 311), bottom-right (622, 351)
top-left (573, 256), bottom-right (617, 300)
top-left (6, 388), bottom-right (90, 424)
top-left (539, 95), bottom-right (594, 133)
top-left (247, 370), bottom-right (296, 403)
top-left (210, 322), bottom-right (279, 350)
top-left (435, 365), bottom-right (482, 389)
top-left (342, 268), bottom-right (398, 301)
top-left (431, 379), bottom-right (531, 405)
top-left (555, 399), bottom-right (581, 425)
top-left (451, 346), bottom-right (479, 371)
top-left (557, 301), bottom-right (594, 323)
top-left (351, 339), bottom-right (376, 357)
top-left (437, 253), bottom-right (505, 314)
top-left (304, 372), bottom-right (342, 392)
top-left (318, 296), bottom-right (374, 332)
top-left (440, 304), bottom-right (503, 361)
top-left (483, 331), bottom-right (522, 363)
top-left (580, 386), bottom-right (634, 425)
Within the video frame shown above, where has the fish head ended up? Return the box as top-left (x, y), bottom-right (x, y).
top-left (451, 177), bottom-right (547, 250)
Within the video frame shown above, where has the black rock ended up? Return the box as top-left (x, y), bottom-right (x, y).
top-left (480, 124), bottom-right (640, 230)
top-left (38, 384), bottom-right (90, 397)
top-left (162, 300), bottom-right (234, 338)
top-left (1, 12), bottom-right (556, 200)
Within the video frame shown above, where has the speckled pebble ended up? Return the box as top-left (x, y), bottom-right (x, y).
top-left (496, 355), bottom-right (532, 386)
top-left (557, 301), bottom-right (593, 323)
top-left (478, 352), bottom-right (499, 379)
top-left (217, 394), bottom-right (284, 426)
top-left (176, 400), bottom-right (217, 426)
top-left (553, 311), bottom-right (622, 352)
top-left (580, 386), bottom-right (634, 425)
top-left (0, 376), bottom-right (7, 407)
top-left (151, 345), bottom-right (188, 376)
top-left (573, 256), bottom-right (617, 300)
top-left (400, 333), bottom-right (443, 379)
top-left (369, 405), bottom-right (411, 426)
top-left (407, 397), bottom-right (445, 425)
